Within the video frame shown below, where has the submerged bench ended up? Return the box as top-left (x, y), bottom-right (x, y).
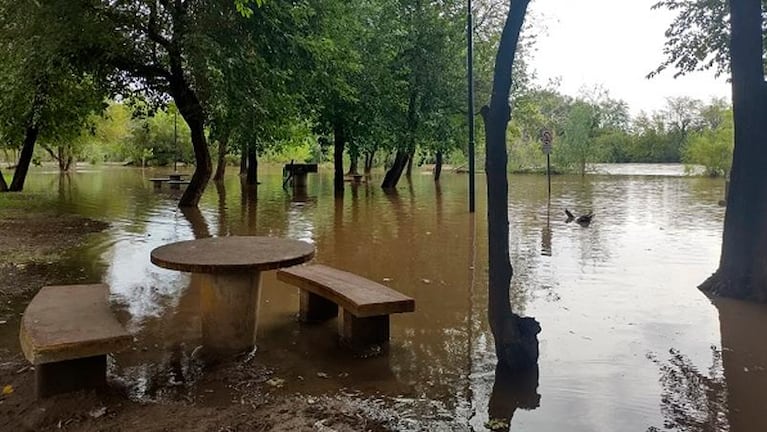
top-left (149, 178), bottom-right (169, 189)
top-left (277, 264), bottom-right (415, 349)
top-left (19, 284), bottom-right (132, 398)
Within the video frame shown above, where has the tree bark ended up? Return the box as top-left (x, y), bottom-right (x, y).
top-left (9, 124), bottom-right (39, 192)
top-left (334, 119), bottom-right (345, 194)
top-left (213, 133), bottom-right (228, 182)
top-left (381, 151), bottom-right (409, 189)
top-left (246, 142), bottom-right (258, 186)
top-left (434, 151), bottom-right (443, 181)
top-left (700, 0), bottom-right (767, 302)
top-left (481, 0), bottom-right (538, 372)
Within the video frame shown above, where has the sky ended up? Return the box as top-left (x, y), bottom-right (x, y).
top-left (526, 0), bottom-right (732, 114)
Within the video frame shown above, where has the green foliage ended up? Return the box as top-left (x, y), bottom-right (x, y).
top-left (683, 109), bottom-right (734, 177)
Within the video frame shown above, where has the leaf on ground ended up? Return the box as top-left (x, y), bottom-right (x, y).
top-left (2, 385), bottom-right (13, 395)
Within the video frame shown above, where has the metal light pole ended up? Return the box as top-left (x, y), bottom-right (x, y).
top-left (467, 0), bottom-right (475, 213)
top-left (173, 109), bottom-right (178, 173)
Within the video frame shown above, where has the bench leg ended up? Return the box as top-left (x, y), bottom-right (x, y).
top-left (293, 173), bottom-right (308, 188)
top-left (299, 290), bottom-right (338, 322)
top-left (36, 355), bottom-right (107, 398)
top-left (199, 272), bottom-right (261, 361)
top-left (339, 310), bottom-right (389, 349)
top-left (153, 182), bottom-right (162, 189)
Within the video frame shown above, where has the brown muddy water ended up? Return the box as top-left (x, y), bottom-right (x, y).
top-left (2, 164), bottom-right (766, 431)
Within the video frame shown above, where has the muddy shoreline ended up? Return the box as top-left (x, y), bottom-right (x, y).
top-left (0, 209), bottom-right (391, 431)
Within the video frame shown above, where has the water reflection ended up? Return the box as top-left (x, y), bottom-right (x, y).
top-left (8, 165), bottom-right (747, 430)
top-left (487, 362), bottom-right (540, 431)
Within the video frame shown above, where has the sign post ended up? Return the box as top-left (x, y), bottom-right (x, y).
top-left (541, 129), bottom-right (553, 199)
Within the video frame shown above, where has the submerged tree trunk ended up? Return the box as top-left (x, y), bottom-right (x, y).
top-left (213, 133), bottom-right (228, 182)
top-left (246, 142), bottom-right (258, 186)
top-left (406, 149), bottom-right (415, 178)
top-left (334, 120), bottom-right (345, 194)
top-left (364, 151), bottom-right (375, 174)
top-left (381, 151), bottom-right (409, 189)
top-left (9, 124), bottom-right (39, 192)
top-left (434, 151), bottom-right (443, 181)
top-left (481, 0), bottom-right (538, 372)
top-left (239, 145), bottom-right (247, 176)
top-left (347, 145), bottom-right (359, 176)
top-left (700, 0), bottom-right (767, 302)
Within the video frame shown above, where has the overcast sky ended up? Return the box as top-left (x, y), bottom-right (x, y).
top-left (525, 0), bottom-right (731, 114)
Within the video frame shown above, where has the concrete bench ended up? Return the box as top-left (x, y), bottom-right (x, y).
top-left (277, 264), bottom-right (415, 349)
top-left (149, 178), bottom-right (169, 189)
top-left (19, 284), bottom-right (132, 398)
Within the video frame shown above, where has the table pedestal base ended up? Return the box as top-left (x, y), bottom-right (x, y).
top-left (199, 272), bottom-right (261, 360)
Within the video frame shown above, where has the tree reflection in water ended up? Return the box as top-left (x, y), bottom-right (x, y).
top-left (647, 347), bottom-right (728, 432)
top-left (485, 362), bottom-right (541, 431)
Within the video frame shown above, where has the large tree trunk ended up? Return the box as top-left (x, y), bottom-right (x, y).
top-left (246, 142), bottom-right (258, 186)
top-left (381, 151), bottom-right (409, 189)
top-left (700, 0), bottom-right (767, 302)
top-left (170, 68), bottom-right (211, 208)
top-left (334, 120), bottom-right (345, 194)
top-left (481, 0), bottom-right (538, 372)
top-left (213, 133), bottom-right (228, 182)
top-left (9, 124), bottom-right (39, 192)
top-left (434, 151), bottom-right (443, 181)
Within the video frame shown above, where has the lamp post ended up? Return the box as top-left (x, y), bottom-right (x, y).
top-left (173, 108), bottom-right (178, 173)
top-left (467, 0), bottom-right (475, 213)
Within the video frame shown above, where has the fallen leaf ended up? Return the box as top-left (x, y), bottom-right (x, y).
top-left (421, 279), bottom-right (431, 284)
top-left (89, 406), bottom-right (107, 419)
top-left (316, 372), bottom-right (329, 379)
top-left (266, 378), bottom-right (285, 388)
top-left (2, 385), bottom-right (12, 396)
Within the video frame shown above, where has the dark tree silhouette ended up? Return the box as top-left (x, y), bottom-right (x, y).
top-left (480, 0), bottom-right (540, 371)
top-left (486, 362), bottom-right (540, 431)
top-left (701, 0), bottom-right (767, 301)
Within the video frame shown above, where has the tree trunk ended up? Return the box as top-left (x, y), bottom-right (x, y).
top-left (406, 149), bottom-right (415, 178)
top-left (481, 0), bottom-right (538, 372)
top-left (434, 151), bottom-right (443, 181)
top-left (170, 70), bottom-right (211, 208)
top-left (381, 151), bottom-right (409, 189)
top-left (347, 145), bottom-right (359, 176)
top-left (334, 120), bottom-right (345, 194)
top-left (364, 151), bottom-right (375, 174)
top-left (213, 133), bottom-right (228, 182)
top-left (246, 142), bottom-right (258, 186)
top-left (700, 0), bottom-right (767, 302)
top-left (9, 124), bottom-right (39, 192)
top-left (0, 167), bottom-right (8, 192)
top-left (239, 145), bottom-right (247, 176)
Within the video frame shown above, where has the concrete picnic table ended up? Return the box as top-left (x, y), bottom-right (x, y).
top-left (150, 236), bottom-right (315, 359)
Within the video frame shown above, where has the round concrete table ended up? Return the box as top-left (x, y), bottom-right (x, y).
top-left (150, 236), bottom-right (314, 359)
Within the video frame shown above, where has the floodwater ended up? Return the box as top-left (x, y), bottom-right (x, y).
top-left (3, 164), bottom-right (767, 431)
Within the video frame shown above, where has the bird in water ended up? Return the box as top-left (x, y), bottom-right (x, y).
top-left (564, 209), bottom-right (594, 226)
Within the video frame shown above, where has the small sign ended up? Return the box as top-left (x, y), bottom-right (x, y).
top-left (541, 129), bottom-right (553, 155)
